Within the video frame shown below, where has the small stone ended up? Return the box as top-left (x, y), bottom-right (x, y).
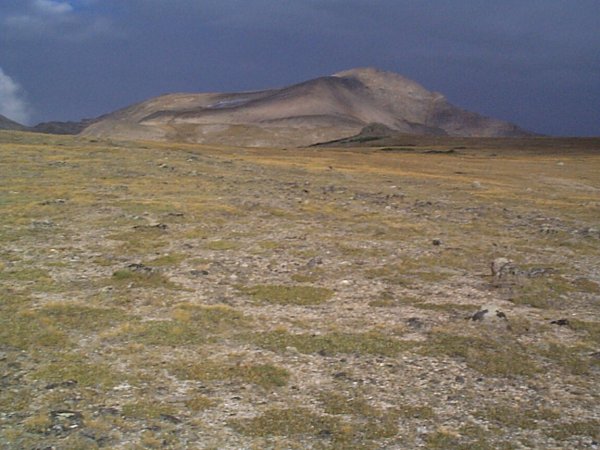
top-left (490, 257), bottom-right (518, 277)
top-left (471, 305), bottom-right (507, 322)
top-left (471, 309), bottom-right (488, 321)
top-left (550, 319), bottom-right (570, 326)
top-left (190, 269), bottom-right (209, 276)
top-left (160, 414), bottom-right (182, 424)
top-left (307, 257), bottom-right (323, 268)
top-left (432, 239), bottom-right (442, 246)
top-left (407, 317), bottom-right (424, 329)
top-left (126, 263), bottom-right (153, 273)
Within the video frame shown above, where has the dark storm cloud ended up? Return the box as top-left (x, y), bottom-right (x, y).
top-left (0, 0), bottom-right (598, 135)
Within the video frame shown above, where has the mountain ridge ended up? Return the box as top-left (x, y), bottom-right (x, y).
top-left (7, 68), bottom-right (534, 146)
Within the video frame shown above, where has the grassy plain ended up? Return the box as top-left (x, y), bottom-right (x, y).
top-left (0, 131), bottom-right (599, 449)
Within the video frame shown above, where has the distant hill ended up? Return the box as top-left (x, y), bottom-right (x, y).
top-left (0, 114), bottom-right (27, 131)
top-left (81, 67), bottom-right (533, 146)
top-left (32, 119), bottom-right (97, 135)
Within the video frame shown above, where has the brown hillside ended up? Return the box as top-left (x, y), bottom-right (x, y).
top-left (82, 68), bottom-right (532, 146)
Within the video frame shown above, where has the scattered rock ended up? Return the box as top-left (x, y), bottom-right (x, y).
top-left (160, 414), bottom-right (182, 424)
top-left (50, 410), bottom-right (84, 434)
top-left (470, 305), bottom-right (507, 322)
top-left (190, 269), bottom-right (209, 276)
top-left (126, 263), bottom-right (154, 273)
top-left (45, 379), bottom-right (78, 390)
top-left (40, 199), bottom-right (67, 205)
top-left (490, 258), bottom-right (518, 277)
top-left (31, 219), bottom-right (55, 228)
top-left (525, 267), bottom-right (555, 277)
top-left (407, 317), bottom-right (424, 329)
top-left (550, 319), bottom-right (570, 326)
top-left (307, 257), bottom-right (323, 268)
top-left (133, 223), bottom-right (168, 231)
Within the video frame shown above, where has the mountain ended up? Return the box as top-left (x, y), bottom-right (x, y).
top-left (0, 114), bottom-right (27, 131)
top-left (32, 118), bottom-right (98, 135)
top-left (82, 68), bottom-right (531, 146)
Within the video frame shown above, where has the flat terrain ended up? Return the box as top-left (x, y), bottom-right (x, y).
top-left (1, 131), bottom-right (599, 449)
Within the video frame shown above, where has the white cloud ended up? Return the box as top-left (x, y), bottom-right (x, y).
top-left (0, 67), bottom-right (32, 124)
top-left (33, 0), bottom-right (74, 15)
top-left (1, 0), bottom-right (116, 40)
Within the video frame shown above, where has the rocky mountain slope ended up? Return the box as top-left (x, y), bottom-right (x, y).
top-left (0, 114), bottom-right (27, 131)
top-left (82, 68), bottom-right (531, 146)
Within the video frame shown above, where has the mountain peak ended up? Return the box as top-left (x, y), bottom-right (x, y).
top-left (82, 68), bottom-right (531, 146)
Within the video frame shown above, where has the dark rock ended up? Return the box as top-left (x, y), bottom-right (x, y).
top-left (526, 267), bottom-right (555, 277)
top-left (455, 375), bottom-right (465, 384)
top-left (133, 223), bottom-right (168, 231)
top-left (190, 269), bottom-right (209, 276)
top-left (50, 410), bottom-right (84, 434)
top-left (40, 199), bottom-right (67, 205)
top-left (160, 414), bottom-right (182, 424)
top-left (307, 257), bottom-right (323, 268)
top-left (318, 429), bottom-right (333, 438)
top-left (550, 319), bottom-right (570, 326)
top-left (407, 317), bottom-right (424, 329)
top-left (126, 263), bottom-right (153, 273)
top-left (432, 239), bottom-right (442, 246)
top-left (471, 305), bottom-right (507, 322)
top-left (471, 309), bottom-right (488, 321)
top-left (98, 407), bottom-right (120, 416)
top-left (45, 379), bottom-right (78, 390)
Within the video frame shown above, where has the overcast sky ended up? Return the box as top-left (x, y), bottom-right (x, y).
top-left (1, 0), bottom-right (598, 135)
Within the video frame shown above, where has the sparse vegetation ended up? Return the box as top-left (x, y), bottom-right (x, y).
top-left (245, 329), bottom-right (413, 356)
top-left (0, 131), bottom-right (598, 448)
top-left (240, 284), bottom-right (333, 305)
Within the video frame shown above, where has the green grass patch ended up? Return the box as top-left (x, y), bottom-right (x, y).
top-left (245, 329), bottom-right (413, 356)
top-left (122, 400), bottom-right (177, 420)
top-left (119, 304), bottom-right (249, 346)
top-left (0, 309), bottom-right (70, 350)
top-left (291, 273), bottom-right (319, 283)
top-left (206, 240), bottom-right (239, 251)
top-left (512, 276), bottom-right (575, 309)
top-left (231, 404), bottom-right (400, 446)
top-left (108, 230), bottom-right (169, 253)
top-left (172, 361), bottom-right (289, 388)
top-left (185, 395), bottom-right (217, 412)
top-left (31, 355), bottom-right (122, 388)
top-left (111, 268), bottom-right (177, 289)
top-left (146, 253), bottom-right (187, 267)
top-left (240, 284), bottom-right (333, 306)
top-left (421, 332), bottom-right (539, 377)
top-left (40, 303), bottom-right (127, 332)
top-left (474, 405), bottom-right (559, 429)
top-left (230, 407), bottom-right (343, 437)
top-left (548, 420), bottom-right (600, 441)
top-left (569, 319), bottom-right (600, 344)
top-left (538, 342), bottom-right (597, 375)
